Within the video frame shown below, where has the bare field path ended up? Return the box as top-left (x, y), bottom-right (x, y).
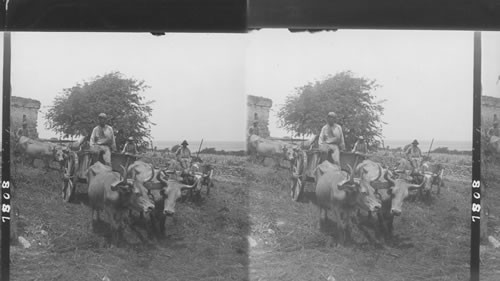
top-left (10, 155), bottom-right (250, 281)
top-left (246, 153), bottom-right (471, 281)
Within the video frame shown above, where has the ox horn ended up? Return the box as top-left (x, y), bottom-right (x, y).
top-left (158, 169), bottom-right (169, 185)
top-left (384, 170), bottom-right (395, 185)
top-left (338, 164), bottom-right (353, 190)
top-left (408, 178), bottom-right (426, 191)
top-left (147, 164), bottom-right (155, 183)
top-left (347, 164), bottom-right (355, 183)
top-left (120, 165), bottom-right (127, 182)
top-left (180, 180), bottom-right (198, 191)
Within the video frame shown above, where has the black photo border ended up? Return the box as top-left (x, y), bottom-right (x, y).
top-left (2, 1), bottom-right (499, 280)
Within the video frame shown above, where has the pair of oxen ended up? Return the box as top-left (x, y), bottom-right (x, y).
top-left (85, 160), bottom-right (210, 244)
top-left (314, 158), bottom-right (442, 246)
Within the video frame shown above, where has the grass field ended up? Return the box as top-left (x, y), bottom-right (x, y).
top-left (7, 150), bottom-right (473, 280)
top-left (9, 154), bottom-right (250, 281)
top-left (247, 151), bottom-right (471, 281)
top-left (480, 159), bottom-right (500, 281)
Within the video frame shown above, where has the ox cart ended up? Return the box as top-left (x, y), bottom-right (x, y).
top-left (61, 150), bottom-right (138, 202)
top-left (290, 149), bottom-right (367, 201)
top-left (176, 161), bottom-right (215, 197)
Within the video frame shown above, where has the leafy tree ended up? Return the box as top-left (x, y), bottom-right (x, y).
top-left (45, 72), bottom-right (155, 150)
top-left (277, 71), bottom-right (385, 150)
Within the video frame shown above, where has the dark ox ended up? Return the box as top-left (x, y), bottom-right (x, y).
top-left (419, 161), bottom-right (444, 196)
top-left (15, 134), bottom-right (66, 169)
top-left (188, 162), bottom-right (215, 196)
top-left (127, 161), bottom-right (197, 236)
top-left (355, 159), bottom-right (389, 184)
top-left (314, 161), bottom-right (381, 245)
top-left (374, 171), bottom-right (425, 239)
top-left (86, 162), bottom-right (155, 244)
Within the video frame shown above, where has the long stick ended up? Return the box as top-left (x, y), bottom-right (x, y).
top-left (427, 138), bottom-right (434, 156)
top-left (196, 138), bottom-right (204, 159)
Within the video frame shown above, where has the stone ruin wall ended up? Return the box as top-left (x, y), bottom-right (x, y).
top-left (11, 96), bottom-right (41, 139)
top-left (247, 95), bottom-right (272, 138)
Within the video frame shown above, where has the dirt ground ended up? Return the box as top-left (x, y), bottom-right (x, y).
top-left (480, 160), bottom-right (500, 281)
top-left (7, 152), bottom-right (473, 281)
top-left (246, 153), bottom-right (471, 281)
top-left (9, 155), bottom-right (250, 281)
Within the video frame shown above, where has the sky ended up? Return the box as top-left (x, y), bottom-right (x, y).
top-left (0, 32), bottom-right (247, 142)
top-left (482, 32), bottom-right (500, 99)
top-left (246, 29), bottom-right (496, 143)
top-left (0, 30), bottom-right (498, 143)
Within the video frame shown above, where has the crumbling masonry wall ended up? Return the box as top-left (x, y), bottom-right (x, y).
top-left (247, 95), bottom-right (272, 138)
top-left (11, 96), bottom-right (41, 139)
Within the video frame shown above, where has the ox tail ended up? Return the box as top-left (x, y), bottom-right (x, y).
top-left (86, 166), bottom-right (96, 183)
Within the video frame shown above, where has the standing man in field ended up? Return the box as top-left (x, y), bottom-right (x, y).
top-left (351, 136), bottom-right (368, 154)
top-left (176, 140), bottom-right (192, 170)
top-left (122, 136), bottom-right (139, 155)
top-left (90, 113), bottom-right (117, 166)
top-left (319, 112), bottom-right (345, 165)
top-left (405, 139), bottom-right (422, 171)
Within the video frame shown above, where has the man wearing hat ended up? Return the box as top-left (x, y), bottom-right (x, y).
top-left (405, 139), bottom-right (422, 170)
top-left (122, 136), bottom-right (139, 155)
top-left (351, 136), bottom-right (368, 154)
top-left (319, 112), bottom-right (345, 165)
top-left (176, 140), bottom-right (192, 170)
top-left (250, 121), bottom-right (260, 137)
top-left (16, 115), bottom-right (30, 138)
top-left (89, 113), bottom-right (117, 166)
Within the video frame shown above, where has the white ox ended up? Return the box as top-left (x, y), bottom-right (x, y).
top-left (314, 161), bottom-right (381, 246)
top-left (247, 135), bottom-right (296, 167)
top-left (86, 162), bottom-right (155, 245)
top-left (15, 133), bottom-right (67, 169)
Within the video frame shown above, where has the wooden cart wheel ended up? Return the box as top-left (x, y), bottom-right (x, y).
top-left (62, 177), bottom-right (75, 203)
top-left (290, 177), bottom-right (303, 201)
top-left (62, 154), bottom-right (76, 203)
top-left (290, 151), bottom-right (304, 201)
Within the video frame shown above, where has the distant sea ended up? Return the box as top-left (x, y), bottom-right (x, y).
top-left (383, 140), bottom-right (472, 152)
top-left (153, 140), bottom-right (245, 152)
